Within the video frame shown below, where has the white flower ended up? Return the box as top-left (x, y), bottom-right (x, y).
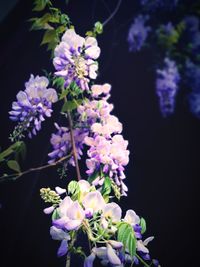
top-left (124, 209), bottom-right (140, 226)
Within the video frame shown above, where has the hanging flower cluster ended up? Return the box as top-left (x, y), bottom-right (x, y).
top-left (41, 180), bottom-right (160, 266)
top-left (127, 1), bottom-right (200, 119)
top-left (9, 74), bottom-right (58, 139)
top-left (156, 58), bottom-right (180, 117)
top-left (127, 15), bottom-right (151, 52)
top-left (53, 29), bottom-right (100, 90)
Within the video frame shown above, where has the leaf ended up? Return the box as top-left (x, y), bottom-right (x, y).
top-left (140, 217), bottom-right (147, 234)
top-left (101, 176), bottom-right (111, 198)
top-left (68, 181), bottom-right (80, 201)
top-left (59, 89), bottom-right (69, 100)
top-left (61, 99), bottom-right (83, 113)
top-left (7, 160), bottom-right (21, 173)
top-left (0, 141), bottom-right (23, 162)
top-left (33, 0), bottom-right (49, 11)
top-left (117, 222), bottom-right (136, 257)
top-left (94, 21), bottom-right (103, 34)
top-left (52, 208), bottom-right (60, 220)
top-left (41, 29), bottom-right (57, 45)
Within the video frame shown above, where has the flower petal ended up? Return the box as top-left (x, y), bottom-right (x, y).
top-left (84, 253), bottom-right (96, 267)
top-left (107, 244), bottom-right (121, 265)
top-left (57, 239), bottom-right (68, 257)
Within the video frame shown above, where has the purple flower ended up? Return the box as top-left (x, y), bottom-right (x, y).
top-left (141, 0), bottom-right (179, 11)
top-left (188, 92), bottom-right (200, 118)
top-left (183, 16), bottom-right (200, 53)
top-left (127, 15), bottom-right (151, 52)
top-left (185, 60), bottom-right (200, 93)
top-left (48, 123), bottom-right (88, 165)
top-left (50, 226), bottom-right (70, 257)
top-left (53, 29), bottom-right (100, 90)
top-left (9, 74), bottom-right (58, 138)
top-left (156, 57), bottom-right (180, 117)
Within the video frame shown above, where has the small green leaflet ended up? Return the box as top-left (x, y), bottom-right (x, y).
top-left (33, 0), bottom-right (50, 12)
top-left (52, 208), bottom-right (60, 220)
top-left (61, 99), bottom-right (83, 113)
top-left (101, 176), bottom-right (111, 198)
top-left (68, 180), bottom-right (80, 200)
top-left (140, 217), bottom-right (147, 234)
top-left (0, 141), bottom-right (26, 162)
top-left (41, 29), bottom-right (57, 45)
top-left (117, 222), bottom-right (136, 257)
top-left (7, 160), bottom-right (21, 173)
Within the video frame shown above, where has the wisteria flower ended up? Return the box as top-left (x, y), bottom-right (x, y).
top-left (82, 190), bottom-right (106, 215)
top-left (48, 123), bottom-right (88, 165)
top-left (9, 74), bottom-right (58, 138)
top-left (53, 29), bottom-right (100, 90)
top-left (127, 15), bottom-right (151, 52)
top-left (101, 202), bottom-right (122, 230)
top-left (50, 226), bottom-right (70, 257)
top-left (156, 57), bottom-right (180, 117)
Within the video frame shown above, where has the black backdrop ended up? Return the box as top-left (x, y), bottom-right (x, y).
top-left (0, 1), bottom-right (200, 266)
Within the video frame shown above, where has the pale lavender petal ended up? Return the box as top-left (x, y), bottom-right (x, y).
top-left (43, 206), bottom-right (55, 214)
top-left (84, 253), bottom-right (96, 267)
top-left (107, 244), bottom-right (121, 265)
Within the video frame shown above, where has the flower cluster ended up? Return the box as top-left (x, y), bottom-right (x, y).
top-left (156, 58), bottom-right (180, 117)
top-left (185, 60), bottom-right (200, 118)
top-left (53, 29), bottom-right (100, 90)
top-left (79, 84), bottom-right (130, 196)
top-left (9, 75), bottom-right (58, 139)
top-left (127, 15), bottom-right (151, 52)
top-left (183, 15), bottom-right (200, 54)
top-left (140, 0), bottom-right (179, 11)
top-left (48, 123), bottom-right (88, 165)
top-left (42, 180), bottom-right (160, 266)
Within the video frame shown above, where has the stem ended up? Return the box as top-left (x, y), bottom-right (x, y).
top-left (135, 254), bottom-right (150, 267)
top-left (66, 254), bottom-right (71, 267)
top-left (102, 0), bottom-right (122, 26)
top-left (67, 110), bottom-right (81, 181)
top-left (0, 154), bottom-right (72, 182)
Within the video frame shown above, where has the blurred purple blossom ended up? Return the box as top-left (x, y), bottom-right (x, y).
top-left (141, 0), bottom-right (179, 11)
top-left (9, 74), bottom-right (58, 138)
top-left (156, 58), bottom-right (180, 117)
top-left (127, 15), bottom-right (151, 52)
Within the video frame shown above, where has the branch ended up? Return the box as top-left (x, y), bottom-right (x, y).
top-left (0, 153), bottom-right (72, 182)
top-left (67, 110), bottom-right (81, 181)
top-left (102, 0), bottom-right (122, 27)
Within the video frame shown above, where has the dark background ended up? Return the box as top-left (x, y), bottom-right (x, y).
top-left (0, 0), bottom-right (200, 266)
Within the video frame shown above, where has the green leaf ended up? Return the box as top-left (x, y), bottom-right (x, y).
top-left (53, 77), bottom-right (65, 88)
top-left (117, 222), bottom-right (136, 257)
top-left (61, 99), bottom-right (83, 113)
top-left (140, 217), bottom-right (147, 234)
top-left (7, 160), bottom-right (21, 173)
top-left (59, 89), bottom-right (69, 100)
top-left (0, 141), bottom-right (23, 162)
top-left (51, 208), bottom-right (60, 220)
top-left (68, 181), bottom-right (80, 201)
top-left (33, 0), bottom-right (50, 11)
top-left (41, 29), bottom-right (57, 45)
top-left (94, 21), bottom-right (103, 34)
top-left (101, 176), bottom-right (111, 198)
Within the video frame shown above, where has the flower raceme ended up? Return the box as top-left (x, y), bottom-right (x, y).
top-left (156, 57), bottom-right (180, 117)
top-left (53, 29), bottom-right (100, 90)
top-left (9, 74), bottom-right (58, 138)
top-left (42, 180), bottom-right (159, 266)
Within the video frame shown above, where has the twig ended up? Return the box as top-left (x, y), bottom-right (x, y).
top-left (0, 154), bottom-right (72, 182)
top-left (102, 0), bottom-right (122, 26)
top-left (67, 110), bottom-right (81, 181)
